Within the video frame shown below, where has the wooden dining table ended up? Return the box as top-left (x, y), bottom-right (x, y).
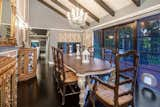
top-left (63, 54), bottom-right (115, 107)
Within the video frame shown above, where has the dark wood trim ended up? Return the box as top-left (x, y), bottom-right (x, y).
top-left (94, 0), bottom-right (115, 16)
top-left (132, 21), bottom-right (138, 50)
top-left (115, 27), bottom-right (118, 52)
top-left (38, 0), bottom-right (66, 18)
top-left (103, 20), bottom-right (135, 31)
top-left (100, 29), bottom-right (104, 47)
top-left (51, 0), bottom-right (90, 26)
top-left (69, 0), bottom-right (100, 23)
top-left (132, 0), bottom-right (141, 7)
top-left (86, 22), bottom-right (90, 26)
top-left (51, 0), bottom-right (69, 11)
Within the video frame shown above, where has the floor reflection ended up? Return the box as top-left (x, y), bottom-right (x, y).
top-left (17, 60), bottom-right (160, 107)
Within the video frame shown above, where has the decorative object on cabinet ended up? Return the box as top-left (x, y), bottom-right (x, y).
top-left (0, 57), bottom-right (17, 107)
top-left (18, 48), bottom-right (37, 82)
top-left (0, 0), bottom-right (16, 46)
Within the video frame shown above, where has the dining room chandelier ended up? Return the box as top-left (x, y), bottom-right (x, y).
top-left (67, 7), bottom-right (87, 26)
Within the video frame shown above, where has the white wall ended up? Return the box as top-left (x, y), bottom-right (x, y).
top-left (1, 0), bottom-right (11, 24)
top-left (29, 0), bottom-right (76, 30)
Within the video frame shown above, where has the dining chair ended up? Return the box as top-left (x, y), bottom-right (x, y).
top-left (90, 50), bottom-right (139, 107)
top-left (52, 47), bottom-right (58, 81)
top-left (56, 49), bottom-right (80, 105)
top-left (98, 48), bottom-right (116, 81)
top-left (101, 48), bottom-right (117, 65)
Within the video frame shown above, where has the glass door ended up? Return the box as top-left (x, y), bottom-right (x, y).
top-left (138, 14), bottom-right (160, 91)
top-left (118, 24), bottom-right (134, 53)
top-left (104, 28), bottom-right (116, 49)
top-left (94, 30), bottom-right (103, 58)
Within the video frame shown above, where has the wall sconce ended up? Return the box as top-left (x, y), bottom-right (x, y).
top-left (108, 35), bottom-right (114, 39)
top-left (126, 34), bottom-right (130, 38)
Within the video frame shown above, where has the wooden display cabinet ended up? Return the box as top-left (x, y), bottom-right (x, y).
top-left (0, 57), bottom-right (17, 107)
top-left (18, 48), bottom-right (37, 82)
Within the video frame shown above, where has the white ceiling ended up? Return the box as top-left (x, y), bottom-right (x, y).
top-left (34, 0), bottom-right (160, 30)
top-left (42, 0), bottom-right (134, 23)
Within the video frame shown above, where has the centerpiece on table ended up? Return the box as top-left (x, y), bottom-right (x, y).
top-left (82, 48), bottom-right (90, 64)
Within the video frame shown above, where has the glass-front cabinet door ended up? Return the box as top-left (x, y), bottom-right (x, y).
top-left (118, 24), bottom-right (134, 53)
top-left (104, 28), bottom-right (115, 49)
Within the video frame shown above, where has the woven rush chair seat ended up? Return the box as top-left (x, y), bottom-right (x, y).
top-left (61, 71), bottom-right (78, 83)
top-left (95, 84), bottom-right (132, 106)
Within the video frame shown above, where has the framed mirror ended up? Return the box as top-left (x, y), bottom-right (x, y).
top-left (0, 0), bottom-right (16, 46)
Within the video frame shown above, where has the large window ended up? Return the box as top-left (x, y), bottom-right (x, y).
top-left (138, 15), bottom-right (160, 66)
top-left (94, 30), bottom-right (103, 58)
top-left (137, 14), bottom-right (160, 91)
top-left (104, 28), bottom-right (115, 49)
top-left (118, 24), bottom-right (134, 53)
top-left (93, 22), bottom-right (136, 59)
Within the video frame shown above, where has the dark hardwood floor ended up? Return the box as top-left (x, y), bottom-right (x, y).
top-left (17, 59), bottom-right (160, 107)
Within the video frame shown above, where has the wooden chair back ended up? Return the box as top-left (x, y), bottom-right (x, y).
top-left (52, 47), bottom-right (58, 70)
top-left (114, 50), bottom-right (139, 106)
top-left (102, 48), bottom-right (116, 64)
top-left (57, 49), bottom-right (65, 84)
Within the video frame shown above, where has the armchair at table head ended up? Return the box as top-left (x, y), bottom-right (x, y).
top-left (90, 50), bottom-right (139, 107)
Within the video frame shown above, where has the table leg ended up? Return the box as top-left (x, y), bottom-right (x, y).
top-left (78, 76), bottom-right (86, 107)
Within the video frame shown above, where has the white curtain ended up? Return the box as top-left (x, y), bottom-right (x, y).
top-left (82, 30), bottom-right (93, 48)
top-left (57, 30), bottom-right (93, 48)
top-left (57, 31), bottom-right (81, 42)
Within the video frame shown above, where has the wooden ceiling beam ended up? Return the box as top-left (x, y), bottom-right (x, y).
top-left (69, 0), bottom-right (100, 23)
top-left (51, 0), bottom-right (70, 11)
top-left (94, 0), bottom-right (115, 16)
top-left (132, 0), bottom-right (141, 7)
top-left (51, 0), bottom-right (90, 26)
top-left (38, 0), bottom-right (67, 18)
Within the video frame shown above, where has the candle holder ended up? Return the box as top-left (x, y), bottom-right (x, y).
top-left (76, 44), bottom-right (81, 59)
top-left (68, 44), bottom-right (73, 56)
